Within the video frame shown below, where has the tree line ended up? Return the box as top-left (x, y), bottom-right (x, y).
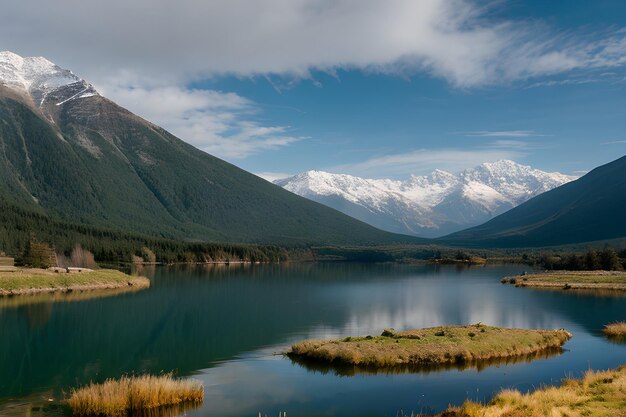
top-left (0, 200), bottom-right (289, 266)
top-left (527, 247), bottom-right (626, 271)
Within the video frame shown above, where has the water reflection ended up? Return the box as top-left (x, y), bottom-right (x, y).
top-left (524, 287), bottom-right (626, 299)
top-left (287, 346), bottom-right (567, 376)
top-left (0, 396), bottom-right (201, 417)
top-left (0, 281), bottom-right (151, 310)
top-left (1, 263), bottom-right (625, 417)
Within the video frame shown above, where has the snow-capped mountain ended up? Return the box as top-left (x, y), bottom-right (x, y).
top-left (0, 51), bottom-right (97, 107)
top-left (275, 160), bottom-right (576, 237)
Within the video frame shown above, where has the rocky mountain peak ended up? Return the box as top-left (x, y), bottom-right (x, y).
top-left (0, 51), bottom-right (98, 106)
top-left (276, 160), bottom-right (577, 237)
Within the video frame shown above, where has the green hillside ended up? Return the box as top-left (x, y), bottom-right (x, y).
top-left (0, 86), bottom-right (419, 247)
top-left (441, 155), bottom-right (626, 248)
top-left (0, 199), bottom-right (290, 263)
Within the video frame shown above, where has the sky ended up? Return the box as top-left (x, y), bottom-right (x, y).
top-left (2, 0), bottom-right (626, 180)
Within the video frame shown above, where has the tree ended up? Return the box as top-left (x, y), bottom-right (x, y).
top-left (584, 250), bottom-right (601, 270)
top-left (22, 237), bottom-right (56, 269)
top-left (599, 247), bottom-right (623, 271)
top-left (70, 244), bottom-right (97, 268)
top-left (564, 254), bottom-right (584, 270)
top-left (455, 251), bottom-right (470, 261)
top-left (141, 247), bottom-right (156, 263)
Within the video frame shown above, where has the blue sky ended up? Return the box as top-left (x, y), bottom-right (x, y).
top-left (199, 67), bottom-right (626, 179)
top-left (3, 0), bottom-right (626, 179)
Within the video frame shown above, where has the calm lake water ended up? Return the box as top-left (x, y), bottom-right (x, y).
top-left (1, 263), bottom-right (625, 416)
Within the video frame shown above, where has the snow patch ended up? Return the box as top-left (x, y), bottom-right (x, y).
top-left (276, 161), bottom-right (577, 236)
top-left (0, 51), bottom-right (98, 105)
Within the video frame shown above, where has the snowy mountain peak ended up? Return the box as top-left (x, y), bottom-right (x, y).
top-left (480, 159), bottom-right (522, 170)
top-left (276, 160), bottom-right (577, 237)
top-left (0, 51), bottom-right (98, 106)
top-left (428, 169), bottom-right (457, 184)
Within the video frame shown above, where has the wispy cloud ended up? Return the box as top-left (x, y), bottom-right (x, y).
top-left (254, 172), bottom-right (293, 182)
top-left (601, 140), bottom-right (626, 145)
top-left (4, 0), bottom-right (626, 88)
top-left (465, 130), bottom-right (548, 137)
top-left (489, 140), bottom-right (532, 148)
top-left (97, 82), bottom-right (303, 159)
top-left (331, 146), bottom-right (527, 178)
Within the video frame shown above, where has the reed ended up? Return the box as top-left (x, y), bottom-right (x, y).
top-left (435, 365), bottom-right (626, 417)
top-left (67, 374), bottom-right (203, 416)
top-left (603, 321), bottom-right (626, 338)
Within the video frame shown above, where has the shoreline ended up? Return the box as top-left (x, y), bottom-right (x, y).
top-left (502, 270), bottom-right (626, 291)
top-left (436, 365), bottom-right (626, 416)
top-left (0, 269), bottom-right (150, 297)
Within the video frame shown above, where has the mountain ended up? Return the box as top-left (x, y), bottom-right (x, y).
top-left (275, 161), bottom-right (575, 237)
top-left (442, 155), bottom-right (626, 247)
top-left (0, 51), bottom-right (418, 246)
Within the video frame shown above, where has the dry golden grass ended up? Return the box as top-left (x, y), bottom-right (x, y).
top-left (436, 365), bottom-right (626, 417)
top-left (67, 374), bottom-right (204, 416)
top-left (603, 322), bottom-right (626, 338)
top-left (289, 324), bottom-right (572, 368)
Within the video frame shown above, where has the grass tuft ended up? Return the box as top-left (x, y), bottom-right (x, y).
top-left (67, 374), bottom-right (203, 416)
top-left (434, 366), bottom-right (626, 417)
top-left (603, 321), bottom-right (626, 339)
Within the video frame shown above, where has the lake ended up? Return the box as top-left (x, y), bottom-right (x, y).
top-left (1, 263), bottom-right (625, 416)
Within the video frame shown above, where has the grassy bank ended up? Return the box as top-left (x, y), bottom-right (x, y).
top-left (603, 322), bottom-right (626, 339)
top-left (0, 268), bottom-right (149, 296)
top-left (502, 270), bottom-right (626, 291)
top-left (67, 374), bottom-right (203, 416)
top-left (288, 324), bottom-right (571, 368)
top-left (434, 365), bottom-right (626, 417)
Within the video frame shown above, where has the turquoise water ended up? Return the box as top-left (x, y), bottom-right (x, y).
top-left (1, 263), bottom-right (625, 416)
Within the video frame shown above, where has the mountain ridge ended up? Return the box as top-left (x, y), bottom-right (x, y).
top-left (0, 51), bottom-right (419, 247)
top-left (275, 161), bottom-right (575, 237)
top-left (440, 155), bottom-right (626, 247)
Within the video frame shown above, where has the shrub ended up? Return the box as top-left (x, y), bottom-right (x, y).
top-left (67, 374), bottom-right (203, 417)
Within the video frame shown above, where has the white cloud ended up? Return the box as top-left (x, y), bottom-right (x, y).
top-left (601, 140), bottom-right (626, 145)
top-left (331, 146), bottom-right (527, 178)
top-left (97, 83), bottom-right (303, 159)
top-left (3, 0), bottom-right (625, 164)
top-left (2, 0), bottom-right (626, 88)
top-left (254, 172), bottom-right (293, 182)
top-left (465, 130), bottom-right (547, 137)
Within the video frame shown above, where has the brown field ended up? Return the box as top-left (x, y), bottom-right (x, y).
top-left (67, 374), bottom-right (203, 416)
top-left (288, 324), bottom-right (572, 368)
top-left (433, 365), bottom-right (626, 417)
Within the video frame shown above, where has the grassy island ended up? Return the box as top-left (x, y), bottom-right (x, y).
top-left (603, 322), bottom-right (626, 339)
top-left (0, 268), bottom-right (149, 296)
top-left (502, 271), bottom-right (626, 291)
top-left (288, 324), bottom-right (571, 368)
top-left (435, 365), bottom-right (626, 417)
top-left (67, 374), bottom-right (204, 416)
